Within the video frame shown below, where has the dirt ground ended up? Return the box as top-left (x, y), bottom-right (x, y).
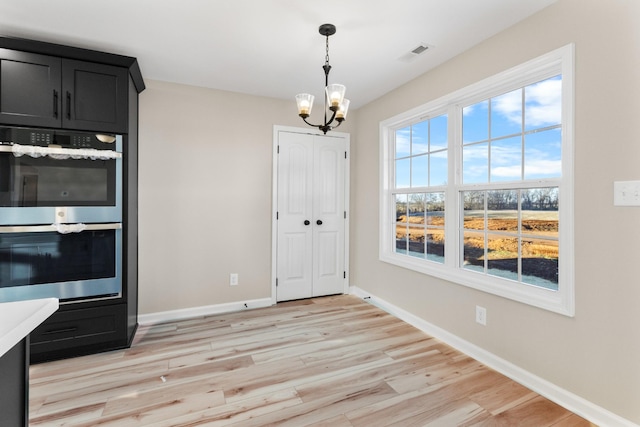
top-left (396, 214), bottom-right (558, 283)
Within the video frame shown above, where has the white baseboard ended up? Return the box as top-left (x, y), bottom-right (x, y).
top-left (138, 297), bottom-right (273, 325)
top-left (349, 286), bottom-right (638, 427)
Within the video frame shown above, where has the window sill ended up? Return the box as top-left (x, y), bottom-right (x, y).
top-left (379, 251), bottom-right (574, 317)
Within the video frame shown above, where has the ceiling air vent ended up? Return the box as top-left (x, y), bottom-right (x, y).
top-left (411, 44), bottom-right (429, 55)
top-left (399, 43), bottom-right (433, 63)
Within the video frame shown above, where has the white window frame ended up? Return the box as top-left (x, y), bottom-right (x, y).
top-left (380, 44), bottom-right (574, 316)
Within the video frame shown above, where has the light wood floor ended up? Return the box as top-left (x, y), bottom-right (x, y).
top-left (29, 295), bottom-right (595, 426)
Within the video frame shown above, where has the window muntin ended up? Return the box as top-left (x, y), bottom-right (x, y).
top-left (462, 75), bottom-right (562, 184)
top-left (394, 114), bottom-right (448, 189)
top-left (393, 114), bottom-right (448, 265)
top-left (461, 188), bottom-right (559, 290)
top-left (380, 44), bottom-right (574, 316)
top-left (395, 192), bottom-right (445, 263)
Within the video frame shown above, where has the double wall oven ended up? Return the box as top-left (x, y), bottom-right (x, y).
top-left (0, 126), bottom-right (122, 303)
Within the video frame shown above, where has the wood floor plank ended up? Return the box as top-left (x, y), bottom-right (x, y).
top-left (29, 295), bottom-right (595, 426)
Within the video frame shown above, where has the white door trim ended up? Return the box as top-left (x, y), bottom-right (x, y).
top-left (271, 125), bottom-right (350, 304)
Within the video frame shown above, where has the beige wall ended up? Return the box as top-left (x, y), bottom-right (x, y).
top-left (351, 0), bottom-right (640, 423)
top-left (137, 0), bottom-right (638, 422)
top-left (139, 82), bottom-right (291, 313)
top-left (138, 82), bottom-right (355, 314)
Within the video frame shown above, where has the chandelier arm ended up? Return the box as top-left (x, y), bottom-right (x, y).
top-left (301, 116), bottom-right (319, 127)
top-left (325, 108), bottom-right (338, 127)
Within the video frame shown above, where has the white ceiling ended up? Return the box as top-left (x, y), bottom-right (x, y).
top-left (0, 0), bottom-right (557, 109)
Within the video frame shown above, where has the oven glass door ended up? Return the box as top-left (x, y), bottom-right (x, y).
top-left (0, 152), bottom-right (121, 225)
top-left (0, 224), bottom-right (121, 303)
top-left (0, 153), bottom-right (116, 207)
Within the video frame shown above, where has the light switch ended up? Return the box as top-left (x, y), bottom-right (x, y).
top-left (614, 181), bottom-right (640, 206)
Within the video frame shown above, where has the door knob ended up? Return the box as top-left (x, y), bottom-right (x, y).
top-left (316, 220), bottom-right (323, 225)
top-left (304, 220), bottom-right (310, 226)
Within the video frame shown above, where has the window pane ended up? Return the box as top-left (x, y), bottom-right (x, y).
top-left (395, 158), bottom-right (410, 188)
top-left (408, 225), bottom-right (425, 259)
top-left (463, 231), bottom-right (485, 273)
top-left (487, 234), bottom-right (519, 282)
top-left (463, 142), bottom-right (488, 184)
top-left (412, 121), bottom-right (429, 155)
top-left (463, 191), bottom-right (485, 230)
top-left (491, 136), bottom-right (522, 182)
top-left (412, 155), bottom-right (428, 188)
top-left (409, 193), bottom-right (426, 221)
top-left (395, 194), bottom-right (408, 255)
top-left (426, 192), bottom-right (445, 226)
top-left (426, 192), bottom-right (445, 264)
top-left (396, 194), bottom-right (408, 222)
top-left (522, 239), bottom-right (558, 290)
top-left (491, 88), bottom-right (522, 138)
top-left (396, 127), bottom-right (411, 158)
top-left (430, 114), bottom-right (448, 151)
top-left (521, 188), bottom-right (559, 238)
top-left (524, 128), bottom-right (562, 179)
top-left (524, 75), bottom-right (562, 131)
top-left (487, 190), bottom-right (518, 231)
top-left (426, 229), bottom-right (445, 263)
top-left (430, 151), bottom-right (447, 186)
top-left (463, 100), bottom-right (489, 143)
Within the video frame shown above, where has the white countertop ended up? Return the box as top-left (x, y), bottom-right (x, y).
top-left (0, 298), bottom-right (59, 357)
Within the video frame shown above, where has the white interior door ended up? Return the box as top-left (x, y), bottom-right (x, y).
top-left (275, 129), bottom-right (347, 302)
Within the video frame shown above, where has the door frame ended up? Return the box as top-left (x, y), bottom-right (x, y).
top-left (271, 125), bottom-right (350, 304)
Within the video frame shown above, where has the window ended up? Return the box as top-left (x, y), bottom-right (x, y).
top-left (380, 44), bottom-right (574, 315)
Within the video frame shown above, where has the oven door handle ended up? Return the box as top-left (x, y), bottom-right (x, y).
top-left (0, 144), bottom-right (122, 159)
top-left (0, 223), bottom-right (122, 233)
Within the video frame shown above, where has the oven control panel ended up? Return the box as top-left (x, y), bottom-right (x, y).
top-left (0, 126), bottom-right (116, 150)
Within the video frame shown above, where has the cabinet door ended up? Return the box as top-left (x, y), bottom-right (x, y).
top-left (0, 49), bottom-right (62, 128)
top-left (62, 59), bottom-right (128, 133)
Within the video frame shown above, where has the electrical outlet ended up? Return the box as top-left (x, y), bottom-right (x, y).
top-left (475, 305), bottom-right (487, 326)
top-left (229, 273), bottom-right (239, 286)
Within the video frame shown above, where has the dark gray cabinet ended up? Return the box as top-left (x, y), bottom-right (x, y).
top-left (0, 36), bottom-right (144, 363)
top-left (0, 338), bottom-right (29, 427)
top-left (0, 48), bottom-right (128, 133)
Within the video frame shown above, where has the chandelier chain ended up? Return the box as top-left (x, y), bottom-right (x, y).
top-left (325, 35), bottom-right (330, 67)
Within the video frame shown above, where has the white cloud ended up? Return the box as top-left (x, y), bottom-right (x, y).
top-left (491, 77), bottom-right (562, 128)
top-left (525, 159), bottom-right (562, 177)
top-left (525, 78), bottom-right (562, 127)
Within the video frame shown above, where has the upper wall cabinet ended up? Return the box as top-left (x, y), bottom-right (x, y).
top-left (0, 49), bottom-right (128, 134)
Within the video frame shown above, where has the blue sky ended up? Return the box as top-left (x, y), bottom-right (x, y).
top-left (395, 75), bottom-right (562, 188)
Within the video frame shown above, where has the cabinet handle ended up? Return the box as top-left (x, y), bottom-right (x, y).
top-left (66, 91), bottom-right (71, 119)
top-left (316, 220), bottom-right (323, 225)
top-left (304, 220), bottom-right (310, 226)
top-left (53, 90), bottom-right (58, 118)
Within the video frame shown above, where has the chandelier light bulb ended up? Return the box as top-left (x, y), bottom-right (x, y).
top-left (296, 93), bottom-right (314, 117)
top-left (336, 98), bottom-right (350, 121)
top-left (326, 84), bottom-right (346, 109)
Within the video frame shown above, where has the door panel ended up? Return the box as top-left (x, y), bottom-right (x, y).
top-left (277, 231), bottom-right (312, 301)
top-left (276, 132), bottom-right (314, 301)
top-left (312, 137), bottom-right (345, 296)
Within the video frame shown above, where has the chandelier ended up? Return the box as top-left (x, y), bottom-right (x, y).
top-left (295, 24), bottom-right (350, 134)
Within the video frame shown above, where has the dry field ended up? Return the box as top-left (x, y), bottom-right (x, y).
top-left (396, 213), bottom-right (558, 283)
